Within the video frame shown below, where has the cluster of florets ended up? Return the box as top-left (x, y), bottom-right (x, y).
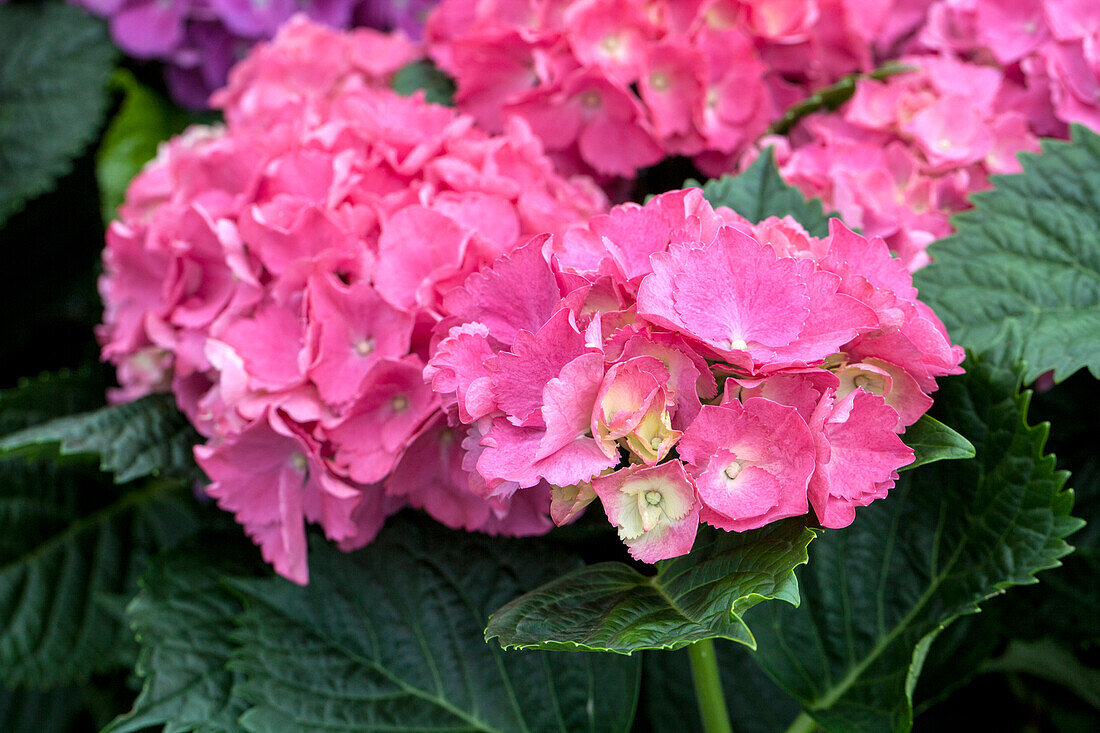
top-left (912, 0), bottom-right (1100, 136)
top-left (760, 54), bottom-right (1042, 270)
top-left (426, 189), bottom-right (964, 562)
top-left (97, 18), bottom-right (608, 583)
top-left (423, 0), bottom-right (903, 180)
top-left (67, 0), bottom-right (437, 107)
top-left (755, 2), bottom-right (1100, 272)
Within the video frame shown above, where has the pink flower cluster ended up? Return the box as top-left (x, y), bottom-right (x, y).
top-left (97, 18), bottom-right (608, 583)
top-left (760, 54), bottom-right (1042, 270)
top-left (757, 1), bottom-right (1100, 271)
top-left (913, 0), bottom-right (1100, 135)
top-left (426, 189), bottom-right (963, 562)
top-left (423, 0), bottom-right (912, 180)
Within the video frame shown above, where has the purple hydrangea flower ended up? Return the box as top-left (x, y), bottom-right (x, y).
top-left (67, 0), bottom-right (439, 107)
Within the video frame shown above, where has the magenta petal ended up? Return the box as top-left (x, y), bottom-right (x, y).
top-left (111, 0), bottom-right (186, 58)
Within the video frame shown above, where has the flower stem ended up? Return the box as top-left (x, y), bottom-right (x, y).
top-left (687, 638), bottom-right (733, 733)
top-left (784, 711), bottom-right (817, 733)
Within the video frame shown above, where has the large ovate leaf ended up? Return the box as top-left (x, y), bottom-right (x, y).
top-left (485, 519), bottom-right (815, 654)
top-left (226, 518), bottom-right (641, 732)
top-left (744, 355), bottom-right (1082, 731)
top-left (914, 125), bottom-right (1100, 383)
top-left (688, 149), bottom-right (833, 237)
top-left (97, 70), bottom-right (192, 223)
top-left (105, 536), bottom-right (254, 733)
top-left (0, 394), bottom-right (202, 484)
top-left (0, 1), bottom-right (117, 226)
top-left (900, 414), bottom-right (974, 470)
top-left (0, 458), bottom-right (200, 687)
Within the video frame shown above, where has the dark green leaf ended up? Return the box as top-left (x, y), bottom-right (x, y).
top-left (0, 2), bottom-right (117, 226)
top-left (977, 639), bottom-right (1100, 711)
top-left (0, 366), bottom-right (107, 435)
top-left (0, 685), bottom-right (85, 733)
top-left (0, 394), bottom-right (202, 484)
top-left (688, 149), bottom-right (834, 237)
top-left (914, 125), bottom-right (1100, 383)
top-left (0, 460), bottom-right (200, 687)
top-left (900, 414), bottom-right (975, 470)
top-left (392, 60), bottom-right (455, 106)
top-left (745, 355), bottom-right (1082, 731)
top-left (227, 517), bottom-right (641, 732)
top-left (485, 520), bottom-right (815, 654)
top-left (105, 536), bottom-right (255, 733)
top-left (97, 70), bottom-right (192, 223)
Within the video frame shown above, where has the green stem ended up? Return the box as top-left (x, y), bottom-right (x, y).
top-left (784, 711), bottom-right (817, 733)
top-left (687, 638), bottom-right (733, 733)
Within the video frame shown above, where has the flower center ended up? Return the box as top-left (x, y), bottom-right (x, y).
top-left (580, 91), bottom-right (602, 109)
top-left (852, 373), bottom-right (884, 395)
top-left (600, 34), bottom-right (623, 56)
top-left (391, 395), bottom-right (409, 412)
top-left (649, 72), bottom-right (670, 91)
top-left (355, 337), bottom-right (375, 356)
top-left (724, 462), bottom-right (743, 481)
top-left (644, 490), bottom-right (663, 506)
top-left (290, 453), bottom-right (308, 472)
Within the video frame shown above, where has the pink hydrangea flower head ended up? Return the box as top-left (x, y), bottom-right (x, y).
top-left (425, 186), bottom-right (963, 561)
top-left (763, 54), bottom-right (1042, 270)
top-left (99, 18), bottom-right (608, 582)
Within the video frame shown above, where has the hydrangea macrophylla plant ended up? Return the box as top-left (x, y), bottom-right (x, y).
top-left (426, 188), bottom-right (964, 561)
top-left (67, 0), bottom-right (439, 107)
top-left (96, 17), bottom-right (608, 583)
top-left (423, 0), bottom-right (916, 181)
top-left (754, 54), bottom-right (1043, 270)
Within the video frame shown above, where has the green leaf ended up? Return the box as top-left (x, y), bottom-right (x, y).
top-left (0, 2), bottom-right (117, 227)
top-left (0, 685), bottom-right (85, 733)
top-left (227, 517), bottom-right (641, 732)
top-left (687, 148), bottom-right (834, 237)
top-left (97, 70), bottom-right (192, 223)
top-left (744, 355), bottom-right (1082, 731)
top-left (485, 519), bottom-right (816, 654)
top-left (105, 536), bottom-right (255, 733)
top-left (0, 394), bottom-right (203, 484)
top-left (391, 60), bottom-right (456, 106)
top-left (976, 638), bottom-right (1100, 711)
top-left (900, 414), bottom-right (975, 470)
top-left (914, 125), bottom-right (1100, 383)
top-left (0, 366), bottom-right (108, 435)
top-left (0, 459), bottom-right (200, 687)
